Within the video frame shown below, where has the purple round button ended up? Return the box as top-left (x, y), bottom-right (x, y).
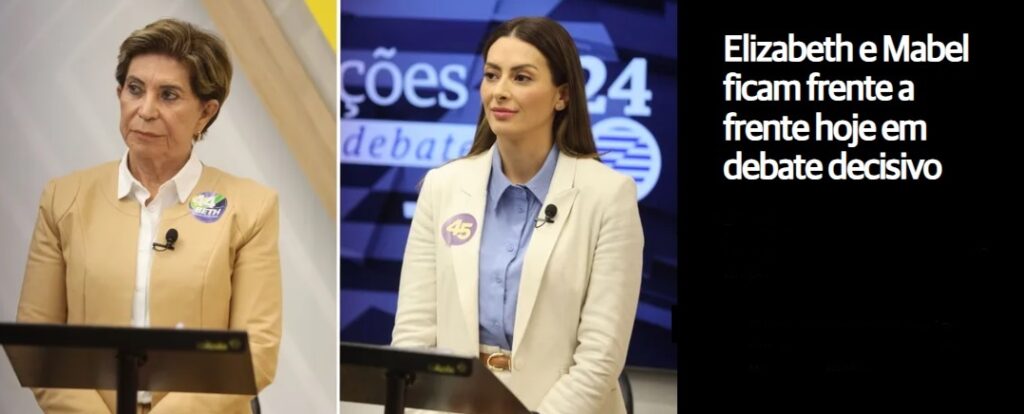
top-left (441, 213), bottom-right (478, 246)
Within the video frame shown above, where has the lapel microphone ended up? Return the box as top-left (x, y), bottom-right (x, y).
top-left (534, 204), bottom-right (558, 228)
top-left (152, 228), bottom-right (178, 251)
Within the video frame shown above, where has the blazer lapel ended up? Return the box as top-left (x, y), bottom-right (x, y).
top-left (88, 169), bottom-right (140, 325)
top-left (512, 153), bottom-right (579, 357)
top-left (445, 148), bottom-right (492, 351)
top-left (149, 166), bottom-right (222, 328)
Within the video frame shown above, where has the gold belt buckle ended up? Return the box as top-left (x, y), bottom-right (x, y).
top-left (485, 351), bottom-right (510, 372)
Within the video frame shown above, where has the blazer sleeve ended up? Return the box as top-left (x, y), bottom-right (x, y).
top-left (150, 191), bottom-right (282, 414)
top-left (17, 179), bottom-right (113, 414)
top-left (536, 177), bottom-right (644, 414)
top-left (391, 169), bottom-right (439, 348)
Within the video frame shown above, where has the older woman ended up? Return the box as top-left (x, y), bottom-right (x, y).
top-left (392, 17), bottom-right (644, 414)
top-left (16, 18), bottom-right (281, 414)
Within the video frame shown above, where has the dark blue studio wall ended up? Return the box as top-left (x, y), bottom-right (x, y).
top-left (339, 0), bottom-right (678, 370)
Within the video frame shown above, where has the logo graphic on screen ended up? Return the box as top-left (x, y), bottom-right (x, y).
top-left (593, 117), bottom-right (661, 200)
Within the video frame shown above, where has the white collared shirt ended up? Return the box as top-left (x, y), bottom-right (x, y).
top-left (116, 149), bottom-right (202, 404)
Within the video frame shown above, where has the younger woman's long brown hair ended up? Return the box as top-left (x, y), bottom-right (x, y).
top-left (467, 17), bottom-right (599, 159)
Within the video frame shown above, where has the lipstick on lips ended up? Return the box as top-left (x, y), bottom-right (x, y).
top-left (133, 130), bottom-right (162, 138)
top-left (490, 107), bottom-right (517, 121)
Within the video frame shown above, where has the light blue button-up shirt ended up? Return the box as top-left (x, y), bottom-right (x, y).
top-left (478, 144), bottom-right (559, 350)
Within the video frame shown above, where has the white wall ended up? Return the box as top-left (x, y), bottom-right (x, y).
top-left (265, 0), bottom-right (337, 108)
top-left (0, 1), bottom-right (336, 413)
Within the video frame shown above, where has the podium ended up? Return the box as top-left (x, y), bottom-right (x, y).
top-left (0, 322), bottom-right (256, 414)
top-left (340, 341), bottom-right (531, 414)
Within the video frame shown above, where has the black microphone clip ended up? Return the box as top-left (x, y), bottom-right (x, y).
top-left (152, 228), bottom-right (178, 251)
top-left (534, 204), bottom-right (558, 228)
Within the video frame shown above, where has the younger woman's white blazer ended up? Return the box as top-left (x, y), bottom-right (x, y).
top-left (393, 145), bottom-right (644, 414)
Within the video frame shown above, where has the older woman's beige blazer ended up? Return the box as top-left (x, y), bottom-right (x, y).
top-left (17, 161), bottom-right (281, 414)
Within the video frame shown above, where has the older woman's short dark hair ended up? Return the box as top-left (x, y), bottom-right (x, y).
top-left (116, 18), bottom-right (232, 140)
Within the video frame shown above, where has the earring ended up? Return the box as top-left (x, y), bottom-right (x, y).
top-left (555, 103), bottom-right (565, 110)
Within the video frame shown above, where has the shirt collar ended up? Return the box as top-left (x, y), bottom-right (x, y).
top-left (488, 143), bottom-right (559, 205)
top-left (117, 149), bottom-right (203, 204)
